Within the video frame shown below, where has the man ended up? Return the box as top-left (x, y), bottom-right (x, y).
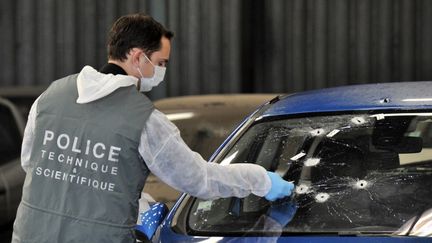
top-left (12, 13), bottom-right (294, 242)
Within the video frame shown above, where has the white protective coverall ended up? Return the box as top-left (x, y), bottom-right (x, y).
top-left (21, 65), bottom-right (271, 207)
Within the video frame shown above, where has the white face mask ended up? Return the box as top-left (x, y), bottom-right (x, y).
top-left (136, 54), bottom-right (166, 92)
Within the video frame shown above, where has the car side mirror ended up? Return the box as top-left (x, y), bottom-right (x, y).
top-left (136, 202), bottom-right (169, 242)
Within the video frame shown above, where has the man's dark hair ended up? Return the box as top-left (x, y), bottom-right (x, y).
top-left (107, 13), bottom-right (174, 61)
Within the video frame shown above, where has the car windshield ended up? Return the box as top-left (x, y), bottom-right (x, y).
top-left (187, 111), bottom-right (432, 236)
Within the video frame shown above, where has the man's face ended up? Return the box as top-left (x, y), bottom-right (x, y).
top-left (141, 36), bottom-right (171, 77)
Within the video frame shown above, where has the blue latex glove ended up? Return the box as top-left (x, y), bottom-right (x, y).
top-left (136, 202), bottom-right (168, 240)
top-left (268, 201), bottom-right (298, 226)
top-left (265, 172), bottom-right (294, 201)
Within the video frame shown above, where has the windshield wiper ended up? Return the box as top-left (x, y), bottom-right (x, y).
top-left (338, 231), bottom-right (392, 237)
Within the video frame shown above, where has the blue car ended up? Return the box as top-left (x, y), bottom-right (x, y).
top-left (150, 81), bottom-right (432, 242)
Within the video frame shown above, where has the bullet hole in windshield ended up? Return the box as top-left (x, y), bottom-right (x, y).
top-left (304, 158), bottom-right (320, 167)
top-left (315, 193), bottom-right (330, 203)
top-left (351, 116), bottom-right (366, 125)
top-left (354, 180), bottom-right (369, 189)
top-left (296, 184), bottom-right (310, 194)
top-left (310, 128), bottom-right (325, 136)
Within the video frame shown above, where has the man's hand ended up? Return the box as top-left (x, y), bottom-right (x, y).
top-left (268, 201), bottom-right (298, 227)
top-left (265, 172), bottom-right (294, 201)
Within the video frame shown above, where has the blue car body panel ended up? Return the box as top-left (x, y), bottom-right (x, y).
top-left (159, 217), bottom-right (432, 242)
top-left (262, 81), bottom-right (432, 118)
top-left (156, 81), bottom-right (432, 242)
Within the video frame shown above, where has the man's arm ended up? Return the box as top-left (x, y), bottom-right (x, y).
top-left (21, 97), bottom-right (40, 173)
top-left (139, 109), bottom-right (291, 200)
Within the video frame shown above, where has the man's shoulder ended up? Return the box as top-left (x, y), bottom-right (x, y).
top-left (41, 73), bottom-right (79, 95)
top-left (52, 73), bottom-right (79, 85)
top-left (37, 73), bottom-right (80, 105)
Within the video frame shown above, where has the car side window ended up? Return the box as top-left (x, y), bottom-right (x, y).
top-left (184, 113), bottom-right (432, 236)
top-left (0, 103), bottom-right (21, 165)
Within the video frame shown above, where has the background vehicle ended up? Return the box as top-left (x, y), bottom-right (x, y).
top-left (143, 94), bottom-right (278, 208)
top-left (0, 97), bottom-right (25, 242)
top-left (154, 81), bottom-right (432, 242)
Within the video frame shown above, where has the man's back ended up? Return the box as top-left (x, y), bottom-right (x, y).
top-left (13, 74), bottom-right (153, 242)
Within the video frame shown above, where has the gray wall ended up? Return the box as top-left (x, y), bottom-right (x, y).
top-left (1, 0), bottom-right (432, 99)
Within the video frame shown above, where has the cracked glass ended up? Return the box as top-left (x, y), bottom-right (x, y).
top-left (186, 112), bottom-right (432, 236)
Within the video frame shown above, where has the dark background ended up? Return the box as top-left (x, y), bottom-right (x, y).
top-left (1, 0), bottom-right (432, 100)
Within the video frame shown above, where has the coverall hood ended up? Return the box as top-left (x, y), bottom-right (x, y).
top-left (76, 65), bottom-right (138, 104)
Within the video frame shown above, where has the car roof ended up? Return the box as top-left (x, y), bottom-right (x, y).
top-left (262, 81), bottom-right (432, 117)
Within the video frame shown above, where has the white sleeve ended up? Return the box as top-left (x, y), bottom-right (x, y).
top-left (139, 109), bottom-right (271, 200)
top-left (21, 97), bottom-right (40, 172)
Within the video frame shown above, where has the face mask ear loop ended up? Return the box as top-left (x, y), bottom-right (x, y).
top-left (143, 54), bottom-right (155, 67)
top-left (143, 54), bottom-right (157, 77)
top-left (136, 66), bottom-right (144, 78)
top-left (135, 66), bottom-right (144, 90)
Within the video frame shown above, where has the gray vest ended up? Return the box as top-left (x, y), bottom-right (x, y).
top-left (13, 74), bottom-right (153, 243)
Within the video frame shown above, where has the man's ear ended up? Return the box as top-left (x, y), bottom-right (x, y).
top-left (128, 48), bottom-right (142, 67)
